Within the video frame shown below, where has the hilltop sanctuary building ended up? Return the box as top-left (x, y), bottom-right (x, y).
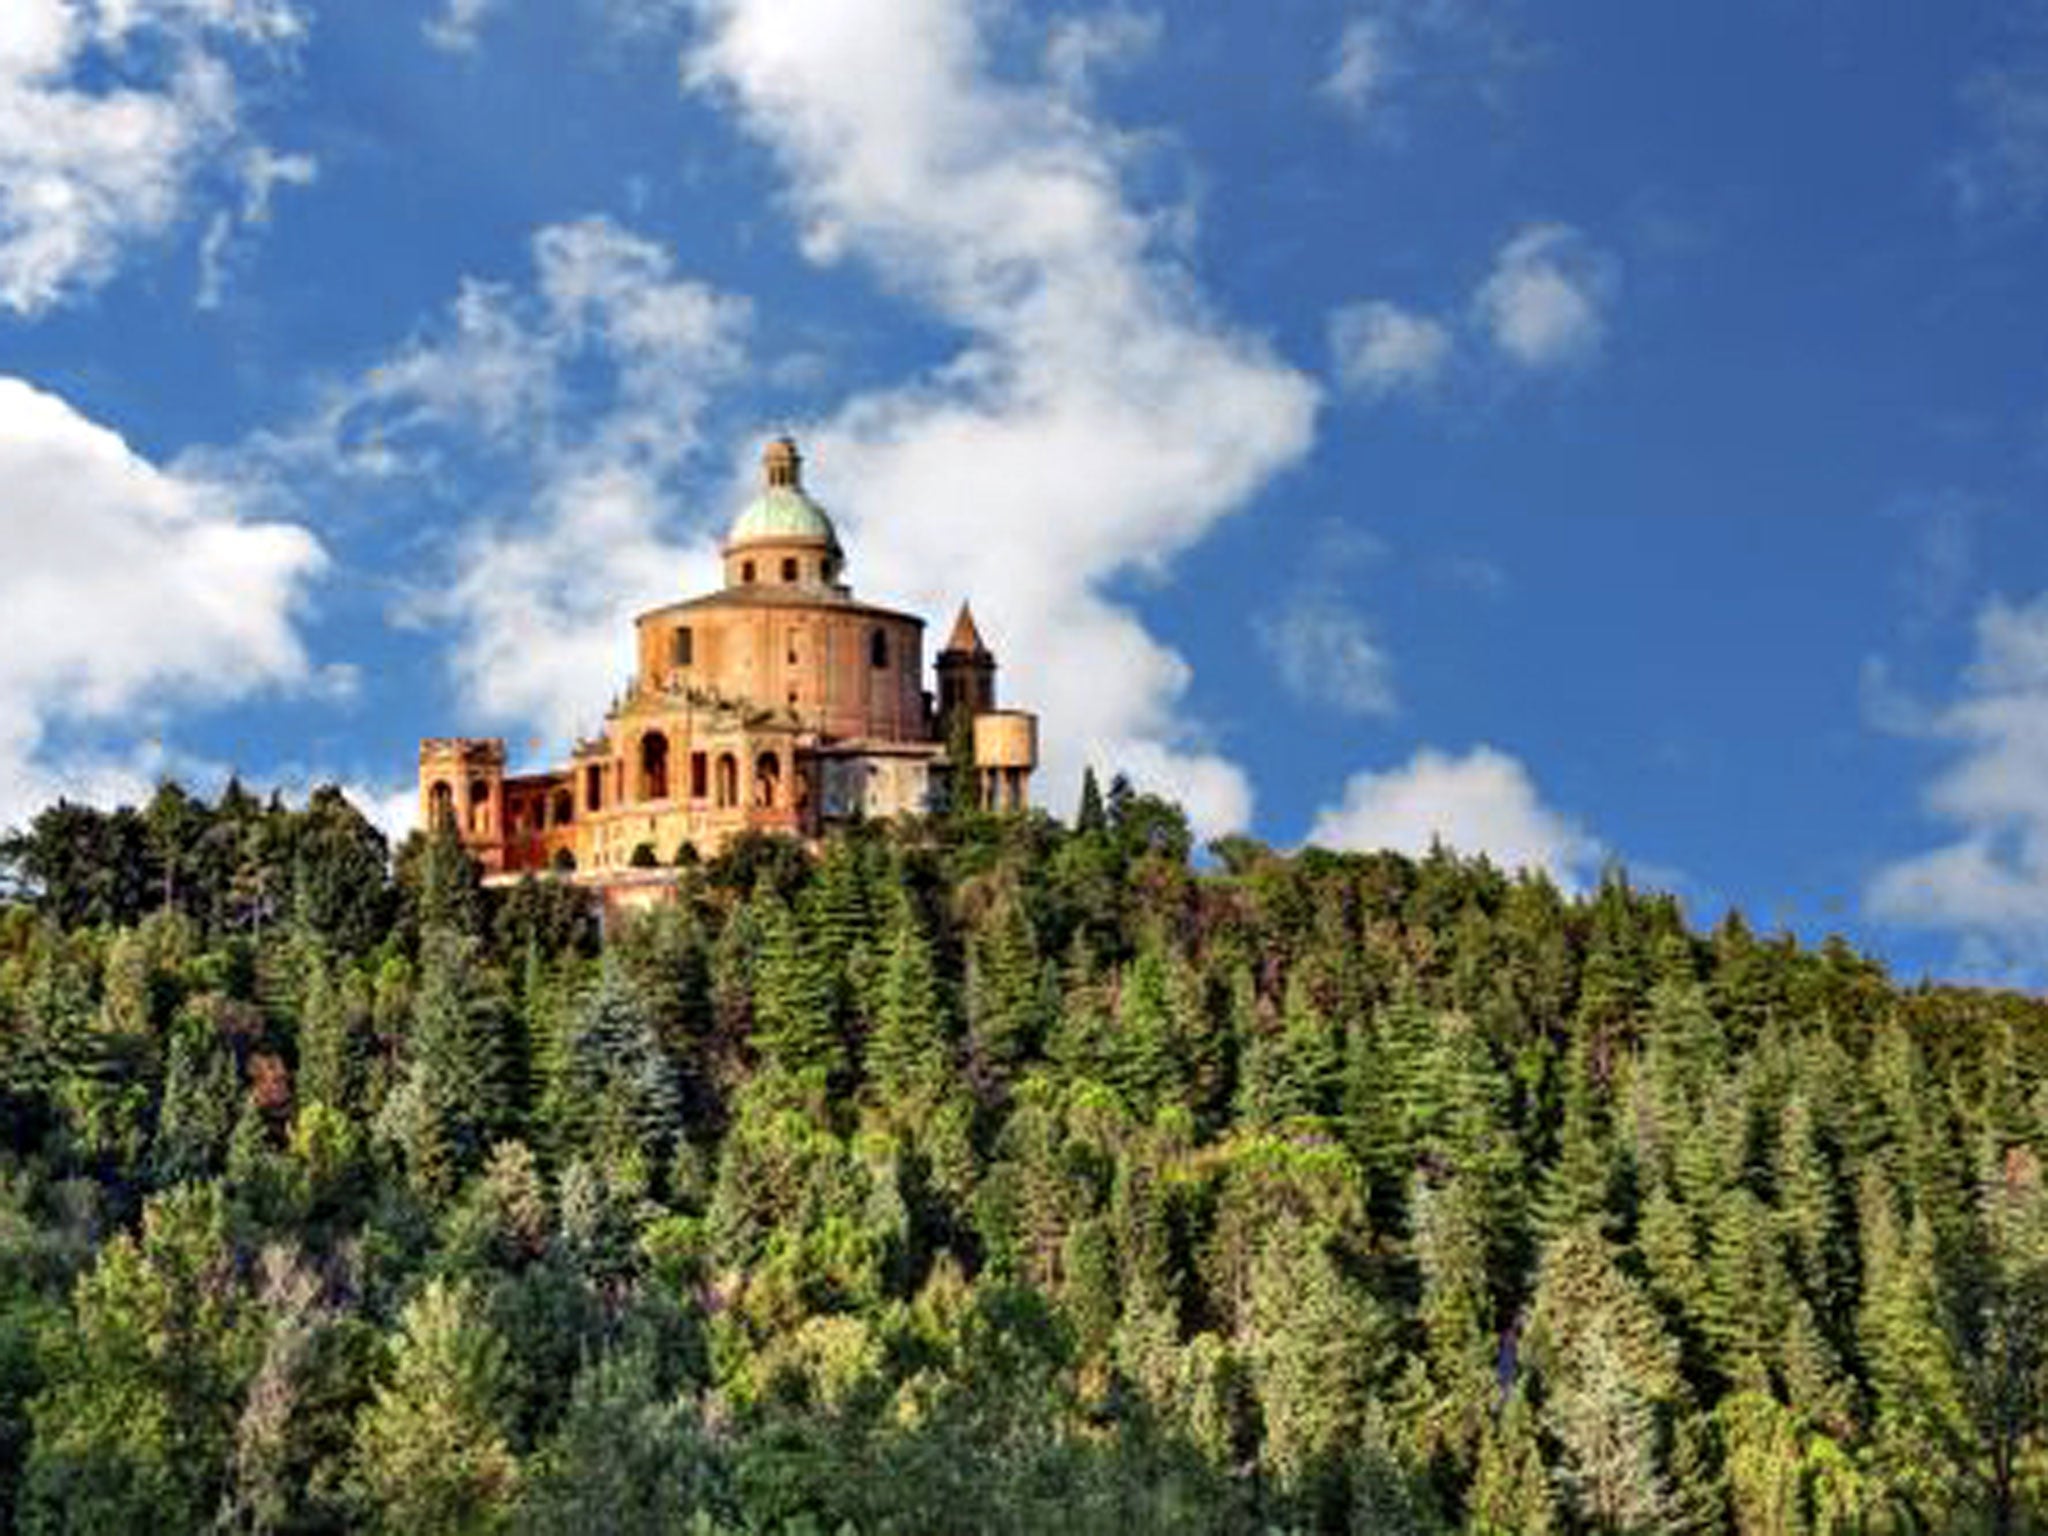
top-left (419, 438), bottom-right (1039, 888)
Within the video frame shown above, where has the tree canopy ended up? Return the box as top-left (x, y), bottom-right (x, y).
top-left (3, 776), bottom-right (2048, 1532)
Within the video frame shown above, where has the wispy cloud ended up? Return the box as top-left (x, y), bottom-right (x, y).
top-left (1951, 62), bottom-right (2048, 220)
top-left (0, 0), bottom-right (308, 315)
top-left (1474, 222), bottom-right (1616, 369)
top-left (1044, 6), bottom-right (1161, 101)
top-left (1328, 300), bottom-right (1452, 399)
top-left (216, 216), bottom-right (751, 758)
top-left (1319, 1), bottom-right (1529, 131)
top-left (1256, 525), bottom-right (1397, 719)
top-left (197, 145), bottom-right (317, 308)
top-left (1321, 17), bottom-right (1393, 118)
top-left (424, 0), bottom-right (502, 53)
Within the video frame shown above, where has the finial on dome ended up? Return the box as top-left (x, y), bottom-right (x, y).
top-left (763, 436), bottom-right (802, 490)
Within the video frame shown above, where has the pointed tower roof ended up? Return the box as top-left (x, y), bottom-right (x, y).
top-left (943, 601), bottom-right (992, 658)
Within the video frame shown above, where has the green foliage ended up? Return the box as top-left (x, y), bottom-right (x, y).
top-left (382, 931), bottom-right (512, 1202)
top-left (352, 1278), bottom-right (520, 1534)
top-left (749, 893), bottom-right (845, 1086)
top-left (10, 776), bottom-right (2048, 1529)
top-left (24, 1184), bottom-right (257, 1533)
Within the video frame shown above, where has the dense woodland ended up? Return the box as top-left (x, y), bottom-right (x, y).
top-left (1, 773), bottom-right (2047, 1533)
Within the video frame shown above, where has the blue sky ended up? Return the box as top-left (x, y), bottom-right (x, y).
top-left (4, 0), bottom-right (2048, 983)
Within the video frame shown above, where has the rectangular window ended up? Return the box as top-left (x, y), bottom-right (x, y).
top-left (672, 626), bottom-right (693, 667)
top-left (690, 751), bottom-right (709, 800)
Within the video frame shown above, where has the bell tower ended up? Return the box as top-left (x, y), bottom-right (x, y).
top-left (935, 602), bottom-right (997, 728)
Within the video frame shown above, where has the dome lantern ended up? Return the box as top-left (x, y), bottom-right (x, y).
top-left (722, 436), bottom-right (846, 589)
top-left (763, 435), bottom-right (802, 490)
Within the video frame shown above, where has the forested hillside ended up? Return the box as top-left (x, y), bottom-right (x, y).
top-left (2, 774), bottom-right (2046, 1533)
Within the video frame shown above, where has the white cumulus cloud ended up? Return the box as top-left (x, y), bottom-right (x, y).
top-left (0, 0), bottom-right (308, 315)
top-left (682, 0), bottom-right (1319, 838)
top-left (1329, 299), bottom-right (1452, 398)
top-left (1474, 222), bottom-right (1615, 369)
top-left (1868, 593), bottom-right (2048, 965)
top-left (1309, 744), bottom-right (1600, 888)
top-left (0, 375), bottom-right (326, 828)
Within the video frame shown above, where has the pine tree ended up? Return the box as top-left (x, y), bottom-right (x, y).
top-left (413, 821), bottom-right (485, 940)
top-left (749, 892), bottom-right (845, 1087)
top-left (1537, 1036), bottom-right (1626, 1240)
top-left (541, 961), bottom-right (683, 1187)
top-left (24, 1185), bottom-right (258, 1534)
top-left (1273, 971), bottom-right (1339, 1122)
top-left (296, 954), bottom-right (368, 1116)
top-left (518, 1347), bottom-right (716, 1535)
top-left (807, 835), bottom-right (872, 977)
top-left (964, 889), bottom-right (1045, 1090)
top-left (1466, 1385), bottom-right (1558, 1534)
top-left (386, 931), bottom-right (511, 1201)
top-left (867, 910), bottom-right (951, 1115)
top-left (1524, 1222), bottom-right (1688, 1532)
top-left (351, 1280), bottom-right (519, 1534)
top-left (708, 895), bottom-right (761, 1051)
top-left (154, 1009), bottom-right (237, 1184)
top-left (1410, 1169), bottom-right (1498, 1466)
top-left (1110, 938), bottom-right (1185, 1116)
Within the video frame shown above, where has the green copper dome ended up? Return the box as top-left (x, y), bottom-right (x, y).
top-left (726, 437), bottom-right (841, 551)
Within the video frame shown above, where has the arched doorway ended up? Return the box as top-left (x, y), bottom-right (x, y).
top-left (755, 751), bottom-right (782, 809)
top-left (468, 779), bottom-right (491, 834)
top-left (715, 752), bottom-right (739, 808)
top-left (429, 781), bottom-right (455, 830)
top-left (640, 732), bottom-right (670, 801)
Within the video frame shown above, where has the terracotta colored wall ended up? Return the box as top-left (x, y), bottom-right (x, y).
top-left (637, 603), bottom-right (925, 743)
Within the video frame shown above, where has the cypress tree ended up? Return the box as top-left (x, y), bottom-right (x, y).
top-left (1075, 767), bottom-right (1107, 836)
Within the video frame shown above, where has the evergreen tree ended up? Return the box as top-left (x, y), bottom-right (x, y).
top-left (1076, 767), bottom-right (1107, 836)
top-left (384, 931), bottom-right (511, 1201)
top-left (867, 909), bottom-right (952, 1115)
top-left (24, 1185), bottom-right (256, 1534)
top-left (1524, 1222), bottom-right (1688, 1533)
top-left (517, 1347), bottom-right (719, 1534)
top-left (964, 888), bottom-right (1046, 1092)
top-left (351, 1280), bottom-right (520, 1535)
top-left (749, 893), bottom-right (846, 1086)
top-left (541, 961), bottom-right (683, 1187)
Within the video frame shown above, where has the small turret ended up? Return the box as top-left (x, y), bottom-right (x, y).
top-left (934, 602), bottom-right (1037, 811)
top-left (936, 601), bottom-right (997, 728)
top-left (417, 738), bottom-right (509, 872)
